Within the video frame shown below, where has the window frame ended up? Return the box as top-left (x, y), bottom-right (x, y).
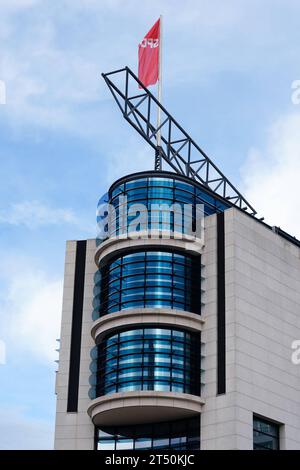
top-left (253, 414), bottom-right (280, 450)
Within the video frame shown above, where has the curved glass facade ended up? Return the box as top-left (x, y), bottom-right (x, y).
top-left (97, 250), bottom-right (201, 316)
top-left (96, 327), bottom-right (201, 397)
top-left (92, 172), bottom-right (205, 445)
top-left (98, 172), bottom-right (230, 239)
top-left (96, 417), bottom-right (200, 450)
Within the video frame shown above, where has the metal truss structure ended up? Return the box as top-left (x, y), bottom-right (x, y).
top-left (102, 67), bottom-right (257, 216)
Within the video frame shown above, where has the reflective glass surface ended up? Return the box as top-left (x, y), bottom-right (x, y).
top-left (96, 417), bottom-right (200, 450)
top-left (253, 416), bottom-right (280, 450)
top-left (102, 174), bottom-right (230, 238)
top-left (96, 327), bottom-right (201, 396)
top-left (97, 250), bottom-right (201, 316)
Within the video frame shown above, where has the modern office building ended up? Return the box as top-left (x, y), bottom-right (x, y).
top-left (54, 169), bottom-right (300, 450)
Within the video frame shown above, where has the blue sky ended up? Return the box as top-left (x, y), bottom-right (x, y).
top-left (0, 0), bottom-right (300, 449)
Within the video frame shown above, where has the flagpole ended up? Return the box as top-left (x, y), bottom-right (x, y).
top-left (155, 14), bottom-right (162, 171)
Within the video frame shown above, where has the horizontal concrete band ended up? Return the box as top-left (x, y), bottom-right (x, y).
top-left (91, 308), bottom-right (205, 341)
top-left (95, 233), bottom-right (204, 267)
top-left (87, 391), bottom-right (205, 426)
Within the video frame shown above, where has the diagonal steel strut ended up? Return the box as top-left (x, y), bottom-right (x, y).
top-left (102, 66), bottom-right (257, 216)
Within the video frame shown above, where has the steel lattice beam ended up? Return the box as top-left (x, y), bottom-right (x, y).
top-left (102, 66), bottom-right (257, 216)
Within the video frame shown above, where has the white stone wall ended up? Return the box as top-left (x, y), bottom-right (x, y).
top-left (201, 208), bottom-right (300, 449)
top-left (55, 208), bottom-right (300, 450)
top-left (54, 239), bottom-right (95, 450)
top-left (201, 214), bottom-right (240, 449)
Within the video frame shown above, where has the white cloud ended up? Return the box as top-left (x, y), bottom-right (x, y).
top-left (0, 200), bottom-right (79, 228)
top-left (0, 407), bottom-right (53, 450)
top-left (0, 0), bottom-right (40, 11)
top-left (105, 139), bottom-right (151, 186)
top-left (0, 0), bottom-right (299, 135)
top-left (0, 254), bottom-right (62, 363)
top-left (241, 112), bottom-right (300, 238)
top-left (0, 4), bottom-right (104, 134)
top-left (0, 200), bottom-right (97, 236)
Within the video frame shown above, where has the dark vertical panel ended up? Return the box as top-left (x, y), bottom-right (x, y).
top-left (94, 425), bottom-right (98, 450)
top-left (217, 212), bottom-right (226, 395)
top-left (67, 240), bottom-right (87, 412)
top-left (191, 255), bottom-right (202, 314)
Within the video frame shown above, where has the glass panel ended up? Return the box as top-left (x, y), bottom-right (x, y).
top-left (97, 416), bottom-right (200, 451)
top-left (97, 327), bottom-right (200, 399)
top-left (120, 329), bottom-right (142, 338)
top-left (154, 382), bottom-right (170, 392)
top-left (119, 382), bottom-right (141, 392)
top-left (152, 437), bottom-right (170, 448)
top-left (99, 248), bottom-right (201, 316)
top-left (171, 436), bottom-right (187, 446)
top-left (98, 439), bottom-right (115, 450)
top-left (105, 175), bottom-right (231, 243)
top-left (253, 416), bottom-right (279, 450)
top-left (116, 439), bottom-right (134, 450)
top-left (98, 429), bottom-right (113, 438)
top-left (171, 383), bottom-right (184, 392)
top-left (135, 438), bottom-right (152, 449)
top-left (253, 418), bottom-right (278, 437)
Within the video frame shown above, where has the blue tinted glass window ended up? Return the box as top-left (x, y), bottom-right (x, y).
top-left (98, 250), bottom-right (201, 316)
top-left (253, 416), bottom-right (280, 450)
top-left (96, 327), bottom-right (201, 398)
top-left (106, 175), bottom-right (230, 238)
top-left (96, 417), bottom-right (200, 450)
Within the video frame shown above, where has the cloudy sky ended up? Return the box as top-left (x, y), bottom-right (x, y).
top-left (0, 0), bottom-right (300, 449)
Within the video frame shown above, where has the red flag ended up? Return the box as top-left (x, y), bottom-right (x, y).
top-left (138, 18), bottom-right (160, 88)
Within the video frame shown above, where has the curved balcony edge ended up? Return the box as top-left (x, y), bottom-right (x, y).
top-left (91, 308), bottom-right (205, 342)
top-left (95, 233), bottom-right (204, 267)
top-left (87, 391), bottom-right (205, 426)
